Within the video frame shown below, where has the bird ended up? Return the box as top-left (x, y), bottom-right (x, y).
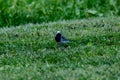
top-left (55, 31), bottom-right (69, 47)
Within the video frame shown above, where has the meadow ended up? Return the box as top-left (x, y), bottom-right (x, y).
top-left (0, 0), bottom-right (120, 80)
top-left (0, 16), bottom-right (120, 80)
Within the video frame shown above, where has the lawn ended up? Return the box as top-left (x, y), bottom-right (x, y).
top-left (0, 16), bottom-right (120, 80)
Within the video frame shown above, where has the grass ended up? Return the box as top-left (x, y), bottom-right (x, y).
top-left (0, 16), bottom-right (120, 80)
top-left (0, 0), bottom-right (120, 27)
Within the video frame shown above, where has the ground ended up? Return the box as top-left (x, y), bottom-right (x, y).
top-left (0, 16), bottom-right (120, 80)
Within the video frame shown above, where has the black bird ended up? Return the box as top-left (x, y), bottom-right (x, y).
top-left (55, 31), bottom-right (69, 47)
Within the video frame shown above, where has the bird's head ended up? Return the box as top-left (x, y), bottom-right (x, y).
top-left (57, 31), bottom-right (61, 34)
top-left (56, 31), bottom-right (61, 37)
top-left (55, 31), bottom-right (62, 42)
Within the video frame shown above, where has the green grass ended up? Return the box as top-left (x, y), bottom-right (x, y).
top-left (0, 16), bottom-right (120, 80)
top-left (0, 0), bottom-right (120, 27)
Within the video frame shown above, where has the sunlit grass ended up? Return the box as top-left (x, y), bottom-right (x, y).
top-left (0, 17), bottom-right (120, 80)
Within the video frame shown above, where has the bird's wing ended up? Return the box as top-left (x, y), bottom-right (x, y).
top-left (61, 36), bottom-right (69, 42)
